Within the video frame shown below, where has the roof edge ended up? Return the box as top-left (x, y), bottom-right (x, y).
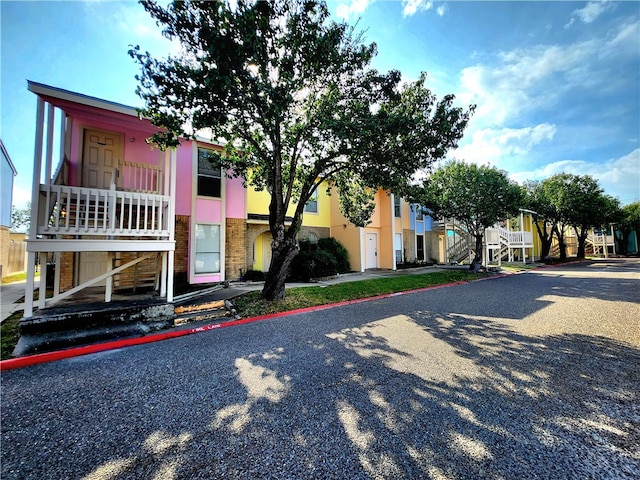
top-left (27, 80), bottom-right (140, 118)
top-left (0, 139), bottom-right (18, 175)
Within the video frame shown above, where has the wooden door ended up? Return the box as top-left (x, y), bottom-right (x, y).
top-left (82, 129), bottom-right (122, 189)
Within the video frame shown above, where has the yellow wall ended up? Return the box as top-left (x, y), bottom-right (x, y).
top-left (377, 190), bottom-right (394, 269)
top-left (246, 182), bottom-right (331, 228)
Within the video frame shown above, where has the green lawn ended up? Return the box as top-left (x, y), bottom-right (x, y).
top-left (1, 272), bottom-right (40, 284)
top-left (1, 313), bottom-right (21, 360)
top-left (232, 270), bottom-right (484, 318)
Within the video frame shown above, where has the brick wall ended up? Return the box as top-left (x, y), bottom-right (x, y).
top-left (225, 218), bottom-right (247, 280)
top-left (174, 215), bottom-right (190, 274)
top-left (59, 251), bottom-right (74, 291)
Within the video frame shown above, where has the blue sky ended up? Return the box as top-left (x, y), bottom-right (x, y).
top-left (2, 0), bottom-right (639, 208)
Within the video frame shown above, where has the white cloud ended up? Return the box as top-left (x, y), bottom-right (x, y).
top-left (402, 0), bottom-right (433, 17)
top-left (511, 148), bottom-right (640, 204)
top-left (456, 19), bottom-right (638, 129)
top-left (566, 0), bottom-right (615, 28)
top-left (455, 124), bottom-right (557, 168)
top-left (436, 4), bottom-right (447, 17)
top-left (336, 0), bottom-right (374, 21)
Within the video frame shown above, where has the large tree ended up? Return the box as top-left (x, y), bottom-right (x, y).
top-left (131, 0), bottom-right (473, 300)
top-left (543, 173), bottom-right (618, 259)
top-left (420, 161), bottom-right (523, 272)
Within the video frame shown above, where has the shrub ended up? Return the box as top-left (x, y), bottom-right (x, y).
top-left (289, 237), bottom-right (351, 281)
top-left (317, 237), bottom-right (350, 273)
top-left (243, 269), bottom-right (266, 281)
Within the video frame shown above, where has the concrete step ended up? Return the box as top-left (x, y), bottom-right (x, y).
top-left (14, 300), bottom-right (175, 357)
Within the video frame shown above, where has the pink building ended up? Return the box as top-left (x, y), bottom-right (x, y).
top-left (24, 81), bottom-right (246, 317)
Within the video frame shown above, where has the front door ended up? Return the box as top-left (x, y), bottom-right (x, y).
top-left (262, 233), bottom-right (273, 272)
top-left (82, 129), bottom-right (122, 189)
top-left (365, 232), bottom-right (378, 269)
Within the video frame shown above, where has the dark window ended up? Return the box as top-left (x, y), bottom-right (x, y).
top-left (197, 148), bottom-right (221, 197)
top-left (417, 235), bottom-right (425, 261)
top-left (304, 190), bottom-right (318, 213)
top-left (394, 196), bottom-right (401, 217)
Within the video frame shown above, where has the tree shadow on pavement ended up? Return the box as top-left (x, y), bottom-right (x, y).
top-left (2, 262), bottom-right (639, 479)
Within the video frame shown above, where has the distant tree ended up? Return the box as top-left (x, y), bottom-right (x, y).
top-left (10, 203), bottom-right (30, 233)
top-left (420, 161), bottom-right (523, 272)
top-left (548, 174), bottom-right (619, 259)
top-left (130, 0), bottom-right (473, 300)
top-left (540, 174), bottom-right (575, 260)
top-left (523, 180), bottom-right (557, 260)
top-left (617, 201), bottom-right (640, 255)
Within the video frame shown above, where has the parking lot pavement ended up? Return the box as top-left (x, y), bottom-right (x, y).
top-left (1, 259), bottom-right (639, 479)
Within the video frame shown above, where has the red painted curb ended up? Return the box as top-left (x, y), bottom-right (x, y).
top-left (0, 277), bottom-right (485, 371)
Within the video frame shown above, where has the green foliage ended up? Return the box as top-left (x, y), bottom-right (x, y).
top-left (243, 270), bottom-right (267, 282)
top-left (10, 203), bottom-right (30, 232)
top-left (1, 313), bottom-right (21, 360)
top-left (621, 201), bottom-right (640, 232)
top-left (421, 160), bottom-right (523, 236)
top-left (131, 0), bottom-right (474, 299)
top-left (289, 237), bottom-right (350, 281)
top-left (317, 237), bottom-right (350, 272)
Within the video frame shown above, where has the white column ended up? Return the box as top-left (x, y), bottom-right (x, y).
top-left (45, 103), bottom-right (55, 182)
top-left (166, 148), bottom-right (177, 303)
top-left (359, 227), bottom-right (365, 272)
top-left (610, 224), bottom-right (616, 255)
top-left (25, 97), bottom-right (46, 317)
top-left (38, 255), bottom-right (47, 310)
top-left (53, 251), bottom-right (61, 297)
top-left (105, 252), bottom-right (113, 303)
top-left (391, 194), bottom-right (396, 270)
top-left (160, 252), bottom-right (167, 297)
top-left (24, 252), bottom-right (36, 318)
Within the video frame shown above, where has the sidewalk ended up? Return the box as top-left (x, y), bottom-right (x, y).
top-left (0, 280), bottom-right (39, 323)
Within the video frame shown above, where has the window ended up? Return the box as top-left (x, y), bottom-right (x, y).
top-left (304, 190), bottom-right (318, 213)
top-left (394, 196), bottom-right (401, 218)
top-left (197, 148), bottom-right (221, 197)
top-left (416, 206), bottom-right (424, 221)
top-left (394, 233), bottom-right (403, 263)
top-left (195, 224), bottom-right (220, 274)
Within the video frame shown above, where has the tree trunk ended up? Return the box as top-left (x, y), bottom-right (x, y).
top-left (554, 224), bottom-right (567, 260)
top-left (535, 220), bottom-right (553, 259)
top-left (576, 227), bottom-right (588, 259)
top-left (262, 235), bottom-right (299, 300)
top-left (469, 233), bottom-right (484, 272)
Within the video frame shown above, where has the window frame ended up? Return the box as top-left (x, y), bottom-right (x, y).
top-left (197, 147), bottom-right (222, 198)
top-left (194, 223), bottom-right (221, 275)
top-left (304, 189), bottom-right (319, 214)
top-left (394, 196), bottom-right (401, 218)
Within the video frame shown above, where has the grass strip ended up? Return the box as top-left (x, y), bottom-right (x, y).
top-left (233, 270), bottom-right (484, 318)
top-left (1, 313), bottom-right (21, 360)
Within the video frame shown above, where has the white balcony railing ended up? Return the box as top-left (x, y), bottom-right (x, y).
top-left (486, 227), bottom-right (534, 247)
top-left (38, 184), bottom-right (170, 238)
top-left (119, 160), bottom-right (163, 194)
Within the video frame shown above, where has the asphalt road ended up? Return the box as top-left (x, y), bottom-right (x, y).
top-left (1, 259), bottom-right (639, 479)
